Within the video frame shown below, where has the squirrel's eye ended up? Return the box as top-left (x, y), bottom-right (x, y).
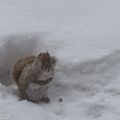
top-left (48, 68), bottom-right (50, 72)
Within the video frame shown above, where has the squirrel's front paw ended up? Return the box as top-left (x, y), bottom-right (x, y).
top-left (41, 97), bottom-right (50, 103)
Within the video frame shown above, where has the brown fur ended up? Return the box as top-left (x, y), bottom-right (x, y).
top-left (39, 52), bottom-right (53, 70)
top-left (11, 52), bottom-right (57, 102)
top-left (12, 56), bottom-right (36, 85)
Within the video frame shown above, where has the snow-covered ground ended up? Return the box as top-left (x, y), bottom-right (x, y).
top-left (0, 0), bottom-right (120, 120)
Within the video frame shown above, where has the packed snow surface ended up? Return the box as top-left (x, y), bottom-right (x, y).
top-left (0, 0), bottom-right (120, 120)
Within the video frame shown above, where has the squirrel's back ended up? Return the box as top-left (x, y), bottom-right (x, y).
top-left (12, 56), bottom-right (36, 84)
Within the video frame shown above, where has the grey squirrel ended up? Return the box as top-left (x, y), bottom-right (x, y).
top-left (12, 52), bottom-right (56, 103)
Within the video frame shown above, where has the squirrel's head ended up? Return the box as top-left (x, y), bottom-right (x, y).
top-left (35, 52), bottom-right (57, 71)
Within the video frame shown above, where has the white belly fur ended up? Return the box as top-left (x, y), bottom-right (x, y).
top-left (25, 70), bottom-right (53, 102)
top-left (26, 83), bottom-right (49, 102)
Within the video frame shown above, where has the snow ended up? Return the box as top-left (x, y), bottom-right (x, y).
top-left (0, 0), bottom-right (120, 120)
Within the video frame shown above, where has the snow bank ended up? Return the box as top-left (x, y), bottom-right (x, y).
top-left (0, 0), bottom-right (120, 120)
top-left (0, 37), bottom-right (120, 120)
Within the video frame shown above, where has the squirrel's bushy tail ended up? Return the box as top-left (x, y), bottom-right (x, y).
top-left (12, 56), bottom-right (36, 85)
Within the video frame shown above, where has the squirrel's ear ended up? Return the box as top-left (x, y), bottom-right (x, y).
top-left (47, 51), bottom-right (49, 55)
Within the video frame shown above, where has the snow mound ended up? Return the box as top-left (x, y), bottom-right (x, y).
top-left (0, 37), bottom-right (120, 119)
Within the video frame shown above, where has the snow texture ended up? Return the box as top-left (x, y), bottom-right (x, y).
top-left (0, 0), bottom-right (120, 120)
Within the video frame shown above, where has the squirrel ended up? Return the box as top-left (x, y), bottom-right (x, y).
top-left (11, 52), bottom-right (56, 103)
